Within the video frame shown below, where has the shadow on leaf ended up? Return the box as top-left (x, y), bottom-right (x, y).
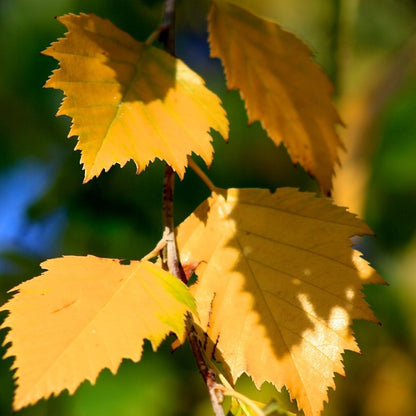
top-left (180, 187), bottom-right (380, 415)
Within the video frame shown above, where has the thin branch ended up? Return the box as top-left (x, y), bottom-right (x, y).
top-left (186, 319), bottom-right (225, 416)
top-left (158, 2), bottom-right (225, 415)
top-left (161, 165), bottom-right (224, 416)
top-left (161, 165), bottom-right (187, 283)
top-left (158, 0), bottom-right (186, 281)
top-left (159, 0), bottom-right (176, 54)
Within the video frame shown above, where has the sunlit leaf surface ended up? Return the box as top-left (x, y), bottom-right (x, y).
top-left (44, 13), bottom-right (228, 182)
top-left (177, 187), bottom-right (381, 416)
top-left (209, 1), bottom-right (342, 194)
top-left (1, 255), bottom-right (195, 410)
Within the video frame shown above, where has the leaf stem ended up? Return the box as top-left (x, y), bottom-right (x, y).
top-left (140, 229), bottom-right (168, 262)
top-left (188, 157), bottom-right (218, 192)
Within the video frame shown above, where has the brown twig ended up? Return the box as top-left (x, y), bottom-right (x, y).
top-left (158, 0), bottom-right (176, 54)
top-left (161, 165), bottom-right (187, 283)
top-left (158, 2), bottom-right (225, 415)
top-left (186, 319), bottom-right (225, 416)
top-left (158, 0), bottom-right (187, 284)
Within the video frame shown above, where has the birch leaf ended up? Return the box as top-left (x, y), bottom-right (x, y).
top-left (0, 255), bottom-right (195, 410)
top-left (209, 1), bottom-right (342, 194)
top-left (43, 13), bottom-right (228, 182)
top-left (176, 187), bottom-right (382, 416)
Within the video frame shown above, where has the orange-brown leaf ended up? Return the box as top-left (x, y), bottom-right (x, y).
top-left (209, 1), bottom-right (343, 194)
top-left (43, 13), bottom-right (228, 182)
top-left (0, 256), bottom-right (195, 410)
top-left (176, 187), bottom-right (381, 416)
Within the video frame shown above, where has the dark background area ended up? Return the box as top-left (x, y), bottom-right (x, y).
top-left (1, 0), bottom-right (416, 415)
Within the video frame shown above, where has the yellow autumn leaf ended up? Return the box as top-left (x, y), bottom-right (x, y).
top-left (0, 255), bottom-right (195, 410)
top-left (176, 187), bottom-right (382, 416)
top-left (209, 1), bottom-right (342, 194)
top-left (43, 13), bottom-right (228, 182)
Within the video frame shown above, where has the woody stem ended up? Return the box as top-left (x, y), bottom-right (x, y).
top-left (158, 2), bottom-right (225, 415)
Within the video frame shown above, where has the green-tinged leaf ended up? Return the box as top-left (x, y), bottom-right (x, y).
top-left (1, 255), bottom-right (195, 410)
top-left (262, 399), bottom-right (298, 416)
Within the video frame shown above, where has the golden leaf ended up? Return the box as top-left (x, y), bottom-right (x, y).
top-left (176, 187), bottom-right (381, 416)
top-left (43, 13), bottom-right (228, 182)
top-left (0, 256), bottom-right (195, 410)
top-left (209, 1), bottom-right (343, 194)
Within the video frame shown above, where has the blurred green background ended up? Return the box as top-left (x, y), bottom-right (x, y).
top-left (1, 0), bottom-right (416, 415)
